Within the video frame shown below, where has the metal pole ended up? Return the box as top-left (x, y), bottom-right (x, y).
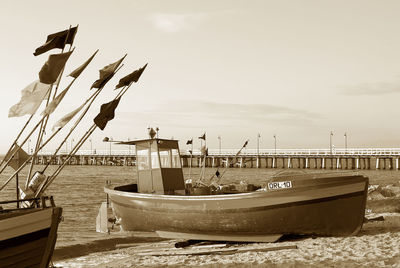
top-left (273, 134), bottom-right (276, 154)
top-left (257, 133), bottom-right (260, 156)
top-left (330, 131), bottom-right (333, 155)
top-left (344, 132), bottom-right (347, 153)
top-left (218, 135), bottom-right (221, 154)
top-left (89, 139), bottom-right (92, 154)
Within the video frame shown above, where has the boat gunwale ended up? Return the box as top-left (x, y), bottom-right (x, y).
top-left (105, 176), bottom-right (368, 201)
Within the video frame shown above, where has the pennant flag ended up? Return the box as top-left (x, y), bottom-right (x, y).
top-left (41, 83), bottom-right (72, 116)
top-left (39, 51), bottom-right (73, 84)
top-left (91, 55), bottom-right (126, 89)
top-left (4, 144), bottom-right (29, 171)
top-left (68, 49), bottom-right (99, 79)
top-left (52, 103), bottom-right (85, 132)
top-left (8, 80), bottom-right (51, 117)
top-left (198, 133), bottom-right (206, 140)
top-left (243, 140), bottom-right (249, 148)
top-left (93, 97), bottom-right (121, 130)
top-left (186, 139), bottom-right (193, 145)
top-left (34, 26), bottom-right (78, 56)
top-left (115, 63), bottom-right (148, 89)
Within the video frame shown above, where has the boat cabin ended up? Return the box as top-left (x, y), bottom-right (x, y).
top-left (128, 138), bottom-right (185, 195)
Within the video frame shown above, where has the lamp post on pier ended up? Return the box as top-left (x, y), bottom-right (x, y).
top-left (89, 139), bottom-right (92, 154)
top-left (330, 131), bottom-right (334, 155)
top-left (103, 137), bottom-right (113, 155)
top-left (273, 134), bottom-right (277, 155)
top-left (218, 135), bottom-right (221, 154)
top-left (257, 133), bottom-right (261, 157)
top-left (344, 132), bottom-right (347, 153)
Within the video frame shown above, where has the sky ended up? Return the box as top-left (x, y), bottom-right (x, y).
top-left (1, 0), bottom-right (400, 154)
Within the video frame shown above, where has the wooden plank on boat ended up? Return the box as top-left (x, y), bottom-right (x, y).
top-left (156, 231), bottom-right (282, 243)
top-left (0, 237), bottom-right (47, 259)
top-left (0, 208), bottom-right (52, 241)
top-left (40, 207), bottom-right (62, 268)
top-left (0, 238), bottom-right (47, 268)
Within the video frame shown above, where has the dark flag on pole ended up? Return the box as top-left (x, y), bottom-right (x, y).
top-left (198, 133), bottom-right (206, 140)
top-left (115, 63), bottom-right (148, 89)
top-left (94, 97), bottom-right (121, 130)
top-left (91, 55), bottom-right (126, 89)
top-left (33, 26), bottom-right (78, 56)
top-left (186, 139), bottom-right (193, 145)
top-left (243, 140), bottom-right (249, 148)
top-left (39, 50), bottom-right (73, 84)
top-left (68, 49), bottom-right (98, 79)
top-left (4, 144), bottom-right (29, 171)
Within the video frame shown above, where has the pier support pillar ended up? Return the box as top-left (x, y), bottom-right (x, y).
top-left (288, 158), bottom-right (291, 168)
top-left (336, 158), bottom-right (340, 169)
top-left (305, 158), bottom-right (309, 168)
top-left (376, 158), bottom-right (379, 169)
top-left (322, 158), bottom-right (325, 169)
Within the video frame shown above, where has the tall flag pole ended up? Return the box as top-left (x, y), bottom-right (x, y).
top-left (0, 116), bottom-right (46, 175)
top-left (186, 138), bottom-right (193, 180)
top-left (0, 127), bottom-right (63, 191)
top-left (42, 86), bottom-right (101, 174)
top-left (1, 80), bottom-right (52, 172)
top-left (37, 61), bottom-right (147, 197)
top-left (1, 48), bottom-right (94, 191)
top-left (0, 114), bottom-right (34, 169)
top-left (36, 57), bottom-right (130, 197)
top-left (211, 139), bottom-right (250, 184)
top-left (1, 25), bottom-right (78, 174)
top-left (27, 25), bottom-right (77, 186)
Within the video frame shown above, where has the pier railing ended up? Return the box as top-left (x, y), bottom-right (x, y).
top-left (37, 148), bottom-right (400, 157)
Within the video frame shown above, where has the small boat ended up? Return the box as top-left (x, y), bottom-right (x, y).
top-left (105, 137), bottom-right (369, 242)
top-left (0, 196), bottom-right (62, 268)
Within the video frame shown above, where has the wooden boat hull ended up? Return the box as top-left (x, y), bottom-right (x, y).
top-left (0, 206), bottom-right (62, 268)
top-left (105, 174), bottom-right (368, 241)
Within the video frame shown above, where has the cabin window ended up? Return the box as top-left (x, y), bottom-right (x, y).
top-left (171, 149), bottom-right (181, 168)
top-left (159, 149), bottom-right (171, 168)
top-left (151, 151), bottom-right (160, 168)
top-left (137, 148), bottom-right (150, 170)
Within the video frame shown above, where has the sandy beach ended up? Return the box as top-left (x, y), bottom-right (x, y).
top-left (53, 213), bottom-right (400, 267)
top-left (53, 184), bottom-right (400, 268)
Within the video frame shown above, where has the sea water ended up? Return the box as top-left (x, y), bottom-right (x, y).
top-left (1, 164), bottom-right (399, 248)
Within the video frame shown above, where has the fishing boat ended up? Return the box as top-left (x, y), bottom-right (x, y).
top-left (104, 135), bottom-right (369, 242)
top-left (0, 196), bottom-right (62, 268)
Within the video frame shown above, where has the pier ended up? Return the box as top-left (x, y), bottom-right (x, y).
top-left (34, 148), bottom-right (400, 170)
